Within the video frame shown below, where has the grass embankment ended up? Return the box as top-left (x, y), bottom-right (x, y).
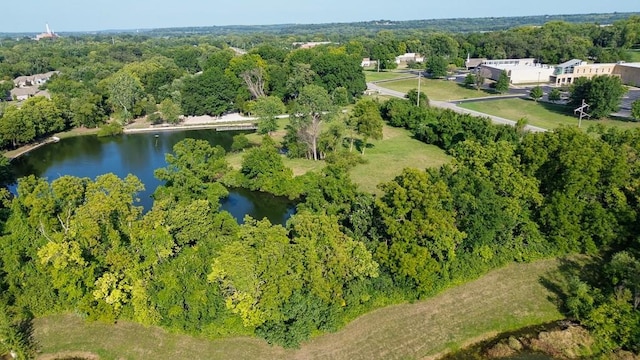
top-left (34, 258), bottom-right (565, 360)
top-left (364, 70), bottom-right (414, 83)
top-left (459, 98), bottom-right (640, 130)
top-left (378, 78), bottom-right (497, 101)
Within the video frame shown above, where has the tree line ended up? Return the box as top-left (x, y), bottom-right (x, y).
top-left (0, 93), bottom-right (639, 356)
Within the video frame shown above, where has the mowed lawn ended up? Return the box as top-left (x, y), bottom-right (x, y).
top-left (350, 125), bottom-right (450, 193)
top-left (378, 78), bottom-right (497, 101)
top-left (364, 70), bottom-right (414, 83)
top-left (627, 50), bottom-right (640, 62)
top-left (459, 98), bottom-right (640, 130)
top-left (34, 258), bottom-right (565, 360)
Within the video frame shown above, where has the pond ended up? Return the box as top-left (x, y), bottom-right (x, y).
top-left (9, 130), bottom-right (296, 225)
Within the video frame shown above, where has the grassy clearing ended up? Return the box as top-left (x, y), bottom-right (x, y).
top-left (627, 50), bottom-right (640, 62)
top-left (459, 98), bottom-right (640, 130)
top-left (34, 258), bottom-right (565, 360)
top-left (364, 70), bottom-right (413, 83)
top-left (350, 125), bottom-right (450, 193)
top-left (379, 78), bottom-right (497, 101)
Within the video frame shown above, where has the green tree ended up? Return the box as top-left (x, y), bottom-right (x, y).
top-left (285, 62), bottom-right (316, 100)
top-left (251, 96), bottom-right (285, 135)
top-left (289, 84), bottom-right (335, 161)
top-left (158, 98), bottom-right (182, 124)
top-left (548, 88), bottom-right (562, 103)
top-left (570, 75), bottom-right (627, 119)
top-left (631, 99), bottom-right (640, 120)
top-left (239, 136), bottom-right (297, 197)
top-left (331, 87), bottom-right (349, 106)
top-left (181, 68), bottom-right (235, 116)
top-left (530, 86), bottom-right (543, 102)
top-left (426, 56), bottom-right (448, 78)
top-left (463, 73), bottom-right (475, 88)
top-left (100, 70), bottom-right (144, 123)
top-left (231, 134), bottom-right (250, 152)
top-left (376, 168), bottom-right (465, 294)
top-left (154, 138), bottom-right (230, 205)
top-left (0, 81), bottom-right (12, 101)
top-left (348, 98), bottom-right (383, 154)
top-left (495, 70), bottom-right (510, 94)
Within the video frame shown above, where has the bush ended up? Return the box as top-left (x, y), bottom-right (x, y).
top-left (97, 122), bottom-right (123, 137)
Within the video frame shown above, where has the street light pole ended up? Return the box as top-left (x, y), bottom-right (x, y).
top-left (417, 70), bottom-right (421, 107)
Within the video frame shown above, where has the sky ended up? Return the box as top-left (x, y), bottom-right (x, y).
top-left (1, 0), bottom-right (638, 33)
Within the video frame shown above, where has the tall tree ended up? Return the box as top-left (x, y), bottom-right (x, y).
top-left (100, 70), bottom-right (144, 123)
top-left (495, 70), bottom-right (510, 94)
top-left (348, 98), bottom-right (384, 154)
top-left (289, 85), bottom-right (335, 161)
top-left (570, 75), bottom-right (627, 119)
top-left (426, 56), bottom-right (448, 78)
top-left (251, 96), bottom-right (285, 135)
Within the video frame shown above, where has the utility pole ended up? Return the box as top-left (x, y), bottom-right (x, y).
top-left (417, 71), bottom-right (421, 107)
top-left (574, 99), bottom-right (590, 128)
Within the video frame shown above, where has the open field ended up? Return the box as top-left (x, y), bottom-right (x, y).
top-left (350, 125), bottom-right (450, 193)
top-left (459, 98), bottom-right (640, 130)
top-left (627, 50), bottom-right (640, 62)
top-left (34, 258), bottom-right (565, 360)
top-left (364, 70), bottom-right (414, 83)
top-left (378, 78), bottom-right (497, 101)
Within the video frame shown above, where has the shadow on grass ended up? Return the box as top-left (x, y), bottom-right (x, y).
top-left (538, 255), bottom-right (604, 315)
top-left (455, 83), bottom-right (497, 96)
top-left (534, 100), bottom-right (574, 116)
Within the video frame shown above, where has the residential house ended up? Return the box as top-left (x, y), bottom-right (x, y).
top-left (395, 53), bottom-right (424, 65)
top-left (13, 71), bottom-right (59, 88)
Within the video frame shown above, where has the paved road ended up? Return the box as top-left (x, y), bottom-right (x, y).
top-left (367, 82), bottom-right (547, 132)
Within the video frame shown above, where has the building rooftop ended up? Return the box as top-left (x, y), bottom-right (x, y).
top-left (618, 62), bottom-right (640, 69)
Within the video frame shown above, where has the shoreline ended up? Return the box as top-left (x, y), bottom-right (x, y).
top-left (3, 113), bottom-right (259, 160)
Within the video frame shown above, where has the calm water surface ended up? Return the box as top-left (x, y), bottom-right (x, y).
top-left (10, 130), bottom-right (295, 225)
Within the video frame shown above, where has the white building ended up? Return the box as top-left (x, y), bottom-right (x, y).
top-left (478, 60), bottom-right (554, 85)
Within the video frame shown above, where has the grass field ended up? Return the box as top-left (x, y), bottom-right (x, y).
top-left (225, 121), bottom-right (449, 191)
top-left (627, 50), bottom-right (640, 62)
top-left (350, 125), bottom-right (450, 193)
top-left (34, 258), bottom-right (565, 360)
top-left (378, 78), bottom-right (497, 101)
top-left (459, 98), bottom-right (640, 130)
top-left (364, 70), bottom-right (414, 83)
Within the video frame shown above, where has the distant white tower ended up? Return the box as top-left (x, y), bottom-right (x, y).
top-left (46, 23), bottom-right (52, 35)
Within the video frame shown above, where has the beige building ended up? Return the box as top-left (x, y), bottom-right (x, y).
top-left (551, 59), bottom-right (617, 86)
top-left (613, 63), bottom-right (640, 87)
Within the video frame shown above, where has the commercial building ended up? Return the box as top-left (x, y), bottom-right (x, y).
top-left (478, 59), bottom-right (555, 85)
top-left (550, 59), bottom-right (616, 86)
top-left (613, 63), bottom-right (640, 87)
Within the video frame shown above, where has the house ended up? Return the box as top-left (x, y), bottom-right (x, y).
top-left (13, 71), bottom-right (59, 88)
top-left (395, 53), bottom-right (424, 65)
top-left (361, 58), bottom-right (372, 67)
top-left (10, 87), bottom-right (37, 101)
top-left (293, 41), bottom-right (332, 49)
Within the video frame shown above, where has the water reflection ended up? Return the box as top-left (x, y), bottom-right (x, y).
top-left (10, 130), bottom-right (295, 225)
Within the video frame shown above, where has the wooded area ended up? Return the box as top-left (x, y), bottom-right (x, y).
top-left (0, 14), bottom-right (640, 359)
